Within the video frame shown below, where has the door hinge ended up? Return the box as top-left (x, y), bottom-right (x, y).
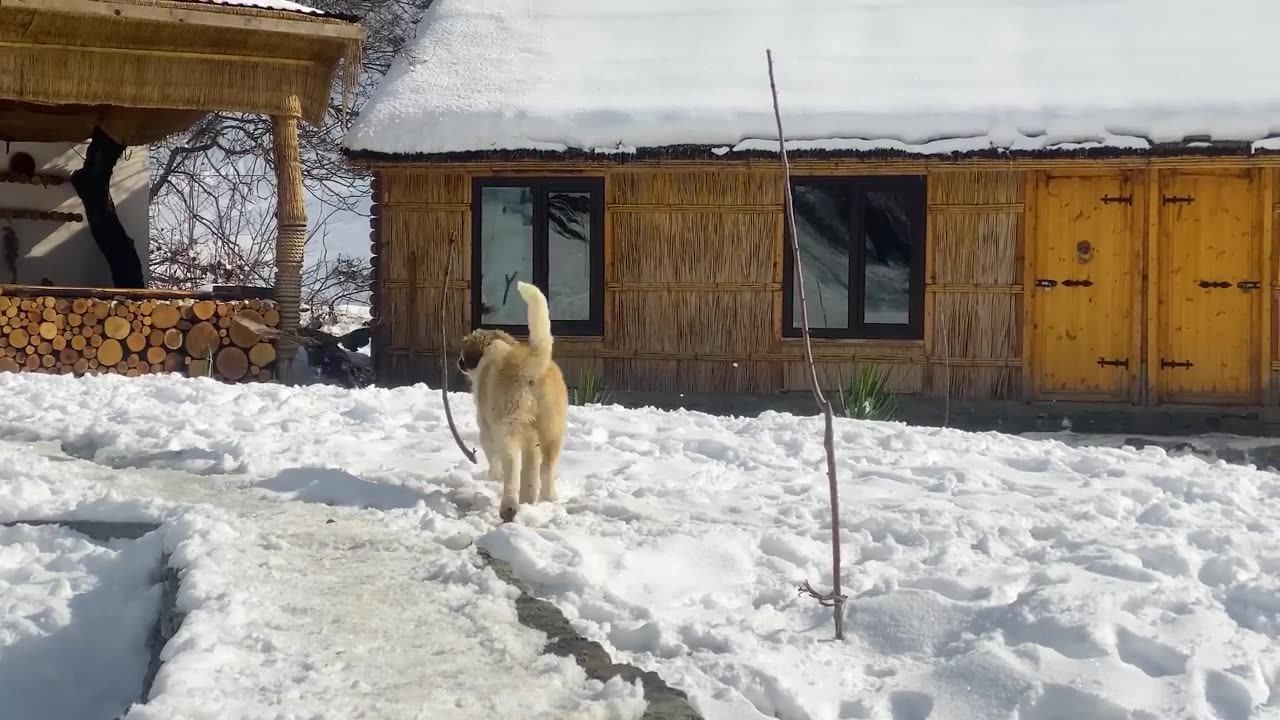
top-left (1198, 280), bottom-right (1232, 289)
top-left (1061, 279), bottom-right (1094, 287)
top-left (1034, 278), bottom-right (1057, 288)
top-left (1237, 280), bottom-right (1262, 290)
top-left (1160, 359), bottom-right (1194, 369)
top-left (1163, 195), bottom-right (1195, 205)
top-left (1100, 194), bottom-right (1133, 205)
top-left (1097, 357), bottom-right (1129, 368)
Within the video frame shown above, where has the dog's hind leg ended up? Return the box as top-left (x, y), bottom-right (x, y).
top-left (478, 423), bottom-right (502, 483)
top-left (519, 442), bottom-right (541, 504)
top-left (497, 436), bottom-right (523, 523)
top-left (539, 435), bottom-right (561, 502)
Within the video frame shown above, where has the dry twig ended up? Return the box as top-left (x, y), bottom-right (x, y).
top-left (767, 49), bottom-right (847, 641)
top-left (440, 231), bottom-right (477, 463)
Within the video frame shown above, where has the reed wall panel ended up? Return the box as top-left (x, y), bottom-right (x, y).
top-left (380, 351), bottom-right (469, 388)
top-left (382, 209), bottom-right (468, 284)
top-left (612, 212), bottom-right (778, 284)
top-left (381, 352), bottom-right (424, 387)
top-left (557, 355), bottom-right (605, 388)
top-left (682, 360), bottom-right (777, 393)
top-left (381, 172), bottom-right (470, 204)
top-left (383, 286), bottom-right (469, 352)
top-left (600, 358), bottom-right (773, 393)
top-left (605, 358), bottom-right (683, 393)
top-left (929, 170), bottom-right (1024, 205)
top-left (612, 290), bottom-right (773, 355)
top-left (778, 340), bottom-right (925, 361)
top-left (930, 293), bottom-right (1021, 359)
top-left (782, 361), bottom-right (923, 394)
top-left (553, 337), bottom-right (606, 359)
top-left (926, 365), bottom-right (1020, 400)
top-left (611, 170), bottom-right (781, 206)
top-left (930, 214), bottom-right (1021, 284)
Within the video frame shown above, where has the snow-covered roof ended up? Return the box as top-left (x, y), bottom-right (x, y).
top-left (168, 0), bottom-right (342, 19)
top-left (345, 0), bottom-right (1280, 158)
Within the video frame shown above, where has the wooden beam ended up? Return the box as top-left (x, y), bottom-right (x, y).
top-left (272, 111), bottom-right (306, 375)
top-left (0, 39), bottom-right (315, 66)
top-left (0, 0), bottom-right (365, 40)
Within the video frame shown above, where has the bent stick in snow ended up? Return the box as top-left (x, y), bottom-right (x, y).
top-left (767, 48), bottom-right (847, 641)
top-left (440, 231), bottom-right (478, 463)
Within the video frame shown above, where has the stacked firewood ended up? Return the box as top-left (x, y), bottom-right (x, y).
top-left (0, 295), bottom-right (280, 381)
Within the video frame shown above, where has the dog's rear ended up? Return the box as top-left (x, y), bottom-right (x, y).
top-left (460, 281), bottom-right (568, 522)
top-left (514, 281), bottom-right (568, 510)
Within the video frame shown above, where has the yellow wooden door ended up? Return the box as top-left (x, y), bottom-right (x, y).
top-left (1156, 169), bottom-right (1264, 404)
top-left (1030, 172), bottom-right (1138, 400)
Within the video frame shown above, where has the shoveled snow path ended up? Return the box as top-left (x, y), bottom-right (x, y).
top-left (8, 438), bottom-right (644, 720)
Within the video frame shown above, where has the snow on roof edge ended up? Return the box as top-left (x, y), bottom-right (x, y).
top-left (167, 0), bottom-right (359, 22)
top-left (344, 135), bottom-right (1280, 164)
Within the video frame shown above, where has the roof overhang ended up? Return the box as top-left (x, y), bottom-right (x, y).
top-left (0, 0), bottom-right (363, 142)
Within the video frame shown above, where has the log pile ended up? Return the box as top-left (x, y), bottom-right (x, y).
top-left (0, 294), bottom-right (281, 381)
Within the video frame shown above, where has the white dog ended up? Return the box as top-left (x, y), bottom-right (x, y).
top-left (457, 281), bottom-right (569, 522)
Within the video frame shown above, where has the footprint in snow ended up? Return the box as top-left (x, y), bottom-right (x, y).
top-left (1113, 625), bottom-right (1188, 678)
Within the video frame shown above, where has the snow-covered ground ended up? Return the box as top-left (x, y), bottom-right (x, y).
top-left (0, 372), bottom-right (1277, 720)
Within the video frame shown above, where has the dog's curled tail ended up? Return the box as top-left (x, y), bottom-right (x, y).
top-left (517, 280), bottom-right (553, 367)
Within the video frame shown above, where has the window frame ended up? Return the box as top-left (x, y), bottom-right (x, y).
top-left (781, 174), bottom-right (927, 341)
top-left (470, 176), bottom-right (606, 337)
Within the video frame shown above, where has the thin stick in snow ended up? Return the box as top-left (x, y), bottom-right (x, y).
top-left (440, 231), bottom-right (478, 464)
top-left (767, 48), bottom-right (847, 641)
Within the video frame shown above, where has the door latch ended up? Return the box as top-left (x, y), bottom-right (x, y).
top-left (1061, 279), bottom-right (1094, 287)
top-left (1034, 278), bottom-right (1057, 288)
top-left (1237, 280), bottom-right (1262, 290)
top-left (1198, 280), bottom-right (1232, 289)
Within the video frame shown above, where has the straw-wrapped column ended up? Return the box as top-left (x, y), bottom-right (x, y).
top-left (271, 112), bottom-right (306, 376)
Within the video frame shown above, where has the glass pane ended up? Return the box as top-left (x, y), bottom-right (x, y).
top-left (547, 191), bottom-right (592, 321)
top-left (862, 190), bottom-right (915, 326)
top-left (791, 184), bottom-right (851, 329)
top-left (478, 186), bottom-right (534, 325)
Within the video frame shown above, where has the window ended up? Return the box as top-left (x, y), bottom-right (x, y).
top-left (782, 176), bottom-right (926, 340)
top-left (471, 177), bottom-right (604, 336)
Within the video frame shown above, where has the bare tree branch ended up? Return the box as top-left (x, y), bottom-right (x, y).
top-left (767, 49), bottom-right (847, 642)
top-left (441, 231), bottom-right (477, 464)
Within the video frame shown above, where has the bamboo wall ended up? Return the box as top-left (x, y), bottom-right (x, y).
top-left (370, 160), bottom-right (1025, 399)
top-left (367, 157), bottom-right (1275, 405)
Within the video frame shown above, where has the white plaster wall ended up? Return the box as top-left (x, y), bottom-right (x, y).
top-left (0, 141), bottom-right (149, 288)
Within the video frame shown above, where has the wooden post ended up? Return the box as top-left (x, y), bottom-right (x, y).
top-left (271, 111), bottom-right (306, 379)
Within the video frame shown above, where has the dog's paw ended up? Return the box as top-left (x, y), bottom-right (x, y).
top-left (499, 499), bottom-right (518, 523)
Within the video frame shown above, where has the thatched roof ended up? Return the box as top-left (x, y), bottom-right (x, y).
top-left (0, 0), bottom-right (364, 144)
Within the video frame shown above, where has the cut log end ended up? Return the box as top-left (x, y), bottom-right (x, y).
top-left (97, 338), bottom-right (123, 367)
top-left (103, 315), bottom-right (130, 340)
top-left (215, 346), bottom-right (249, 381)
top-left (126, 332), bottom-right (147, 353)
top-left (185, 321), bottom-right (219, 359)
